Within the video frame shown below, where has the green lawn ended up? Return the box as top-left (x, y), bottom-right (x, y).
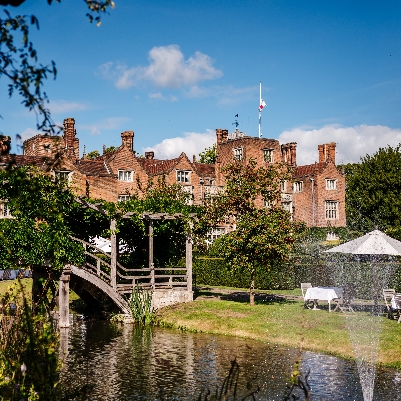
top-left (158, 292), bottom-right (401, 369)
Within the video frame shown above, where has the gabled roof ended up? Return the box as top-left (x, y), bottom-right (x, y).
top-left (76, 159), bottom-right (111, 176)
top-left (0, 155), bottom-right (54, 170)
top-left (192, 162), bottom-right (215, 177)
top-left (137, 156), bottom-right (181, 175)
top-left (294, 162), bottom-right (327, 177)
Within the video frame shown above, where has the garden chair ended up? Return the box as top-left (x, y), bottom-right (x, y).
top-left (336, 283), bottom-right (356, 314)
top-left (301, 283), bottom-right (312, 298)
top-left (393, 294), bottom-right (401, 324)
top-left (383, 288), bottom-right (396, 319)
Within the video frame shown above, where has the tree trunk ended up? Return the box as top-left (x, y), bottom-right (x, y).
top-left (250, 267), bottom-right (255, 306)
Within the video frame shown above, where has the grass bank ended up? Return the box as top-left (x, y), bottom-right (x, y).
top-left (157, 287), bottom-right (401, 369)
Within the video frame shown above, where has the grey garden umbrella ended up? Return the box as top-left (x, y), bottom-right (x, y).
top-left (324, 229), bottom-right (401, 256)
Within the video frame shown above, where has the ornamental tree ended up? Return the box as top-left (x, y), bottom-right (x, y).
top-left (345, 144), bottom-right (401, 239)
top-left (205, 159), bottom-right (304, 305)
top-left (0, 165), bottom-right (85, 272)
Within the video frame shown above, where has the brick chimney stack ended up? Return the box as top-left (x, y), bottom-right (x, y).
top-left (121, 131), bottom-right (134, 151)
top-left (63, 118), bottom-right (76, 149)
top-left (145, 151), bottom-right (154, 159)
top-left (216, 129), bottom-right (229, 144)
top-left (318, 142), bottom-right (336, 164)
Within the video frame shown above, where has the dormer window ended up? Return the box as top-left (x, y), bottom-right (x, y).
top-left (177, 170), bottom-right (190, 183)
top-left (263, 149), bottom-right (274, 163)
top-left (293, 181), bottom-right (303, 193)
top-left (326, 179), bottom-right (337, 190)
top-left (233, 147), bottom-right (243, 161)
top-left (118, 170), bottom-right (133, 182)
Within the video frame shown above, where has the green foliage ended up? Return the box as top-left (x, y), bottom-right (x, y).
top-left (194, 256), bottom-right (295, 290)
top-left (203, 159), bottom-right (304, 303)
top-left (0, 1), bottom-right (115, 133)
top-left (86, 149), bottom-right (100, 159)
top-left (198, 144), bottom-right (217, 164)
top-left (345, 144), bottom-right (401, 239)
top-left (117, 176), bottom-right (204, 268)
top-left (104, 145), bottom-right (116, 154)
top-left (0, 166), bottom-right (85, 271)
top-left (0, 280), bottom-right (61, 400)
top-left (127, 286), bottom-right (156, 325)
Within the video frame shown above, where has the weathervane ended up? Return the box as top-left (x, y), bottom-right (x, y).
top-left (232, 114), bottom-right (240, 128)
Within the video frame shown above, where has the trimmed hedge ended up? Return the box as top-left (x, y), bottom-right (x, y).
top-left (193, 256), bottom-right (296, 290)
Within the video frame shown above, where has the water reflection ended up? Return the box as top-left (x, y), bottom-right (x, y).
top-left (59, 318), bottom-right (401, 401)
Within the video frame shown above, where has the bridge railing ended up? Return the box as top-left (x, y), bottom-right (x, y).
top-left (71, 236), bottom-right (112, 283)
top-left (116, 265), bottom-right (189, 294)
top-left (71, 236), bottom-right (191, 293)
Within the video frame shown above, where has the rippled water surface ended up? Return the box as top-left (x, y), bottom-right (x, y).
top-left (59, 318), bottom-right (401, 401)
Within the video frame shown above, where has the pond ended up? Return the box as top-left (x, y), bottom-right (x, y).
top-left (59, 317), bottom-right (401, 401)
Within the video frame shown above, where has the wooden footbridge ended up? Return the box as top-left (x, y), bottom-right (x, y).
top-left (58, 209), bottom-right (194, 328)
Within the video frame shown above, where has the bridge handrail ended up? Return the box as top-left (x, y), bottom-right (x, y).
top-left (70, 236), bottom-right (112, 257)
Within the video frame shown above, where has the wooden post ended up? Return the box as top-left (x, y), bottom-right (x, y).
top-left (149, 220), bottom-right (155, 289)
top-left (186, 229), bottom-right (193, 293)
top-left (110, 218), bottom-right (117, 289)
top-left (59, 266), bottom-right (71, 328)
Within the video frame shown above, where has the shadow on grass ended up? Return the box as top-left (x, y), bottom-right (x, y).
top-left (194, 287), bottom-right (297, 306)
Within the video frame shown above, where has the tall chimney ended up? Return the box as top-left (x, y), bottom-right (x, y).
top-left (328, 142), bottom-right (336, 163)
top-left (145, 151), bottom-right (154, 159)
top-left (63, 118), bottom-right (76, 149)
top-left (121, 131), bottom-right (134, 151)
top-left (318, 144), bottom-right (324, 163)
top-left (290, 142), bottom-right (297, 166)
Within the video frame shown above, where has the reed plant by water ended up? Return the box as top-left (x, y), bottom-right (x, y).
top-left (127, 286), bottom-right (156, 325)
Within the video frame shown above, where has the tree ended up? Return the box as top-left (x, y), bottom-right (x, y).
top-left (86, 149), bottom-right (101, 159)
top-left (0, 165), bottom-right (85, 272)
top-left (0, 0), bottom-right (115, 134)
top-left (198, 144), bottom-right (217, 164)
top-left (204, 159), bottom-right (304, 305)
top-left (345, 144), bottom-right (401, 239)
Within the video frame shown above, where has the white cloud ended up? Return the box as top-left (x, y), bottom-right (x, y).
top-left (278, 124), bottom-right (401, 165)
top-left (99, 45), bottom-right (222, 90)
top-left (143, 130), bottom-right (216, 159)
top-left (18, 128), bottom-right (42, 141)
top-left (48, 100), bottom-right (89, 114)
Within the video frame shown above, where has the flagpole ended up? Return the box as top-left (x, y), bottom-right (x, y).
top-left (259, 81), bottom-right (262, 138)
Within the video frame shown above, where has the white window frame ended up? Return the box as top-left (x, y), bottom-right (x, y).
top-left (293, 181), bottom-right (303, 193)
top-left (325, 201), bottom-right (339, 220)
top-left (282, 201), bottom-right (293, 215)
top-left (118, 170), bottom-right (133, 182)
top-left (176, 170), bottom-right (190, 183)
top-left (206, 227), bottom-right (226, 244)
top-left (0, 201), bottom-right (12, 218)
top-left (233, 147), bottom-right (243, 161)
top-left (118, 194), bottom-right (130, 202)
top-left (326, 179), bottom-right (337, 190)
top-left (55, 170), bottom-right (72, 182)
top-left (263, 148), bottom-right (274, 163)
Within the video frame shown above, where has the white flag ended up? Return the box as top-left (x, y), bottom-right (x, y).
top-left (259, 99), bottom-right (266, 112)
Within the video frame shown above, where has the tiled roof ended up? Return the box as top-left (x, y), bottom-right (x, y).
top-left (0, 155), bottom-right (53, 170)
top-left (193, 162), bottom-right (215, 177)
top-left (294, 162), bottom-right (326, 177)
top-left (76, 160), bottom-right (111, 176)
top-left (137, 157), bottom-right (181, 175)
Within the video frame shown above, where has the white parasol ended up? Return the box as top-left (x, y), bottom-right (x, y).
top-left (324, 229), bottom-right (401, 256)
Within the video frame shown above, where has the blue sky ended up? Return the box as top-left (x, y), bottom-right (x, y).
top-left (1, 0), bottom-right (401, 165)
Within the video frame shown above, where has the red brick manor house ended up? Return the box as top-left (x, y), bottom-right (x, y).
top-left (0, 118), bottom-right (346, 232)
